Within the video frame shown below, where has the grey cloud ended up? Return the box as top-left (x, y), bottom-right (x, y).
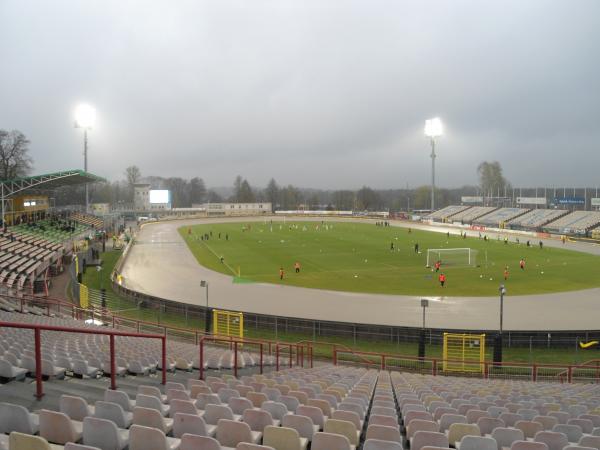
top-left (0, 0), bottom-right (599, 189)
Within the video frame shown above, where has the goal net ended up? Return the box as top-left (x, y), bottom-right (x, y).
top-left (426, 248), bottom-right (478, 267)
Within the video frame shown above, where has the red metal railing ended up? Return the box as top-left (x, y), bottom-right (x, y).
top-left (333, 348), bottom-right (600, 384)
top-left (299, 341), bottom-right (377, 367)
top-left (0, 294), bottom-right (78, 318)
top-left (556, 359), bottom-right (600, 383)
top-left (2, 294), bottom-right (319, 378)
top-left (9, 293), bottom-right (598, 385)
top-left (0, 321), bottom-right (167, 399)
top-left (198, 335), bottom-right (311, 380)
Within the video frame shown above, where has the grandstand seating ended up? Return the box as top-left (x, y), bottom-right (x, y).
top-left (0, 231), bottom-right (65, 292)
top-left (425, 206), bottom-right (471, 222)
top-left (70, 212), bottom-right (104, 229)
top-left (543, 211), bottom-right (600, 235)
top-left (446, 207), bottom-right (497, 224)
top-left (0, 309), bottom-right (276, 383)
top-left (474, 208), bottom-right (529, 227)
top-left (3, 335), bottom-right (600, 450)
top-left (508, 209), bottom-right (569, 230)
top-left (12, 220), bottom-right (88, 243)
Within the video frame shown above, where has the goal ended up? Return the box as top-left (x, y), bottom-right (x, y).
top-left (426, 248), bottom-right (478, 267)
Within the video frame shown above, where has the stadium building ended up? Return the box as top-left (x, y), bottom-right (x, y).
top-left (200, 202), bottom-right (272, 216)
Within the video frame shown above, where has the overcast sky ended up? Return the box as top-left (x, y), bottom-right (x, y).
top-left (1, 0), bottom-right (599, 190)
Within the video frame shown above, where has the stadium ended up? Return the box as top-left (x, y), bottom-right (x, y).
top-left (2, 2), bottom-right (600, 450)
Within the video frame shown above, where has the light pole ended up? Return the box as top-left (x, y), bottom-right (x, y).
top-left (424, 118), bottom-right (443, 212)
top-left (499, 284), bottom-right (506, 333)
top-left (200, 280), bottom-right (209, 333)
top-left (419, 299), bottom-right (429, 358)
top-left (74, 104), bottom-right (96, 213)
top-left (494, 284), bottom-right (506, 363)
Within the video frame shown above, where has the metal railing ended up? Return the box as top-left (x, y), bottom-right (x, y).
top-left (0, 321), bottom-right (167, 399)
top-left (2, 292), bottom-right (323, 364)
top-left (198, 335), bottom-right (312, 379)
top-left (7, 292), bottom-right (600, 385)
top-left (333, 347), bottom-right (600, 383)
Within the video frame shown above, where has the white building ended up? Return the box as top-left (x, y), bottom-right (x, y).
top-left (134, 184), bottom-right (150, 210)
top-left (134, 184), bottom-right (172, 211)
top-left (197, 202), bottom-right (272, 216)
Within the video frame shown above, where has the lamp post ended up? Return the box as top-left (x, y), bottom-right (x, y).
top-left (419, 299), bottom-right (429, 358)
top-left (96, 265), bottom-right (103, 290)
top-left (499, 284), bottom-right (506, 333)
top-left (74, 104), bottom-right (96, 213)
top-left (494, 284), bottom-right (506, 363)
top-left (424, 118), bottom-right (443, 212)
top-left (200, 280), bottom-right (210, 333)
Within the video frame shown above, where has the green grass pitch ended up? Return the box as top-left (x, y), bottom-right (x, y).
top-left (179, 221), bottom-right (600, 296)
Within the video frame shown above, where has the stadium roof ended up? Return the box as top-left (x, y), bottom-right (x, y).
top-left (0, 169), bottom-right (106, 198)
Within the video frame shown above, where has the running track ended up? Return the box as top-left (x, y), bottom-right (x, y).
top-left (120, 217), bottom-right (600, 331)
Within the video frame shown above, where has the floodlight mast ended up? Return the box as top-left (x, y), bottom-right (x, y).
top-left (74, 104), bottom-right (96, 213)
top-left (424, 118), bottom-right (443, 212)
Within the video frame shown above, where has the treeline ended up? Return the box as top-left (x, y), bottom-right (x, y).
top-left (53, 166), bottom-right (480, 211)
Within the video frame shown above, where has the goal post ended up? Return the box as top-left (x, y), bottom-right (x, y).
top-left (426, 248), bottom-right (478, 267)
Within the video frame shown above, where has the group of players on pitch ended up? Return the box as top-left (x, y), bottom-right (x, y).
top-left (273, 226), bottom-right (540, 287)
top-left (431, 257), bottom-right (526, 288)
top-left (279, 262), bottom-right (301, 280)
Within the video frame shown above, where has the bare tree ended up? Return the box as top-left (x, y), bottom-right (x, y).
top-left (238, 179), bottom-right (255, 202)
top-left (124, 165), bottom-right (141, 186)
top-left (0, 130), bottom-right (33, 179)
top-left (207, 189), bottom-right (223, 202)
top-left (356, 186), bottom-right (381, 210)
top-left (165, 177), bottom-right (190, 207)
top-left (264, 178), bottom-right (279, 210)
top-left (124, 165), bottom-right (141, 202)
top-left (233, 175), bottom-right (243, 201)
top-left (478, 161), bottom-right (510, 201)
top-left (189, 177), bottom-right (207, 204)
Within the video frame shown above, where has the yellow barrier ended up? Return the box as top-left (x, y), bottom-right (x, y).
top-left (443, 332), bottom-right (485, 373)
top-left (213, 309), bottom-right (244, 339)
top-left (80, 284), bottom-right (89, 309)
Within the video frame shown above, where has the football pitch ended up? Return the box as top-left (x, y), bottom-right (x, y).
top-left (179, 221), bottom-right (600, 296)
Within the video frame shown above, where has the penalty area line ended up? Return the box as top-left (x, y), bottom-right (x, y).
top-left (202, 241), bottom-right (239, 277)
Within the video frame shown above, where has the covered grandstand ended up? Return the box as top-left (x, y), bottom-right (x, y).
top-left (0, 170), bottom-right (105, 225)
top-left (0, 170), bottom-right (107, 294)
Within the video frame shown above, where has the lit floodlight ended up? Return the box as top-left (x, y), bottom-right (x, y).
top-left (424, 117), bottom-right (443, 138)
top-left (74, 104), bottom-right (96, 129)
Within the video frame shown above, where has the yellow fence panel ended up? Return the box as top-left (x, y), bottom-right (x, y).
top-left (443, 332), bottom-right (485, 373)
top-left (80, 284), bottom-right (89, 309)
top-left (213, 309), bottom-right (244, 339)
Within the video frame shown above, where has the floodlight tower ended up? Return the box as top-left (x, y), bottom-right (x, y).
top-left (74, 104), bottom-right (97, 213)
top-left (424, 118), bottom-right (443, 212)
